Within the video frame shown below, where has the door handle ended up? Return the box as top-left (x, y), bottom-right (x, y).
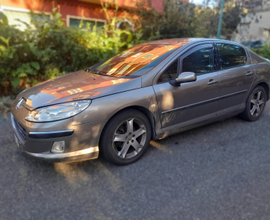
top-left (207, 79), bottom-right (218, 85)
top-left (246, 71), bottom-right (254, 76)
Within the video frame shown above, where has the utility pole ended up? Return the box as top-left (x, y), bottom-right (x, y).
top-left (217, 0), bottom-right (225, 39)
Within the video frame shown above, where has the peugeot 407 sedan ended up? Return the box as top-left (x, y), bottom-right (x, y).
top-left (11, 38), bottom-right (270, 165)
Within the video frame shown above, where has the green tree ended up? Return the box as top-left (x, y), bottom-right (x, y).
top-left (134, 0), bottom-right (196, 40)
top-left (194, 0), bottom-right (241, 38)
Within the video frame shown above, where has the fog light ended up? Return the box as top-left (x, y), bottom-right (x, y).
top-left (51, 141), bottom-right (65, 153)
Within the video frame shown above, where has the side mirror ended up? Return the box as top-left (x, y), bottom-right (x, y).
top-left (169, 72), bottom-right (196, 87)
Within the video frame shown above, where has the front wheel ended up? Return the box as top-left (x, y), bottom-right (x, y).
top-left (100, 109), bottom-right (151, 165)
top-left (239, 85), bottom-right (267, 121)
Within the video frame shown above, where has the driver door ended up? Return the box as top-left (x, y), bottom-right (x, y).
top-left (153, 44), bottom-right (220, 129)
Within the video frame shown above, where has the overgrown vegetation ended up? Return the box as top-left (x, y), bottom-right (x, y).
top-left (194, 0), bottom-right (241, 37)
top-left (0, 5), bottom-right (140, 96)
top-left (133, 0), bottom-right (246, 40)
top-left (134, 0), bottom-right (196, 40)
top-left (252, 43), bottom-right (270, 60)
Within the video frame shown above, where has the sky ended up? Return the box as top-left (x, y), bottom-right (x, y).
top-left (190, 0), bottom-right (205, 5)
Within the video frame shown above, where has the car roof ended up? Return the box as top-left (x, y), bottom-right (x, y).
top-left (144, 38), bottom-right (205, 47)
top-left (143, 38), bottom-right (234, 47)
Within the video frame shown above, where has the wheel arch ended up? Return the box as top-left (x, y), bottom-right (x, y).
top-left (99, 106), bottom-right (157, 147)
top-left (255, 81), bottom-right (269, 100)
top-left (239, 81), bottom-right (269, 121)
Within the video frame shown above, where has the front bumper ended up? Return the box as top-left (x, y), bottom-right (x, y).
top-left (11, 112), bottom-right (101, 163)
top-left (24, 146), bottom-right (99, 163)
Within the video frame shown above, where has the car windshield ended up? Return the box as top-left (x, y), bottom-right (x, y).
top-left (89, 44), bottom-right (180, 78)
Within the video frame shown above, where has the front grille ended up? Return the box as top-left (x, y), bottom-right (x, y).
top-left (13, 116), bottom-right (27, 142)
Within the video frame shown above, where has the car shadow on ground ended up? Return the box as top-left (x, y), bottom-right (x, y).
top-left (2, 102), bottom-right (269, 186)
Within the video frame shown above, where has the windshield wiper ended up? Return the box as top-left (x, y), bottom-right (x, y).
top-left (95, 71), bottom-right (108, 76)
top-left (85, 68), bottom-right (105, 75)
top-left (95, 71), bottom-right (116, 77)
top-left (85, 67), bottom-right (91, 73)
top-left (85, 68), bottom-right (115, 77)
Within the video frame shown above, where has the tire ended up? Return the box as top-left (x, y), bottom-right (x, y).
top-left (100, 109), bottom-right (151, 165)
top-left (239, 85), bottom-right (267, 121)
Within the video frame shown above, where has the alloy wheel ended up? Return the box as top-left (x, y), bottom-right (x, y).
top-left (250, 90), bottom-right (265, 117)
top-left (112, 118), bottom-right (147, 159)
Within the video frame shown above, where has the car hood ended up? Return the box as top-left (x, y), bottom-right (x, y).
top-left (18, 70), bottom-right (141, 110)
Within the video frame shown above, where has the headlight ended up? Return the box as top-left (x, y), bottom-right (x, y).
top-left (25, 100), bottom-right (91, 122)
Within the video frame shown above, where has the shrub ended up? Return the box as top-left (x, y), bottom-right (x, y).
top-left (134, 0), bottom-right (196, 41)
top-left (252, 43), bottom-right (270, 60)
top-left (0, 7), bottom-right (140, 96)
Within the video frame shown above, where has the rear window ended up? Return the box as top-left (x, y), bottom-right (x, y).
top-left (90, 44), bottom-right (179, 78)
top-left (217, 43), bottom-right (247, 69)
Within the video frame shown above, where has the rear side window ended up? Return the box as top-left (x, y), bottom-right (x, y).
top-left (216, 44), bottom-right (247, 69)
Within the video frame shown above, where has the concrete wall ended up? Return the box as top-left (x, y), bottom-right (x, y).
top-left (233, 9), bottom-right (270, 42)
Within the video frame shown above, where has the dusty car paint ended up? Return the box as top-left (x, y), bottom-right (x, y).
top-left (10, 38), bottom-right (270, 163)
top-left (19, 71), bottom-right (136, 109)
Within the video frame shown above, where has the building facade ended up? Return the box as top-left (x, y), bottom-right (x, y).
top-left (0, 0), bottom-right (188, 30)
top-left (233, 0), bottom-right (270, 42)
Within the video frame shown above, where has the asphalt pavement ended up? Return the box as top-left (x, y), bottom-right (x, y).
top-left (1, 103), bottom-right (270, 220)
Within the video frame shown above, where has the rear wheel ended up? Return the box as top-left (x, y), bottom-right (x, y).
top-left (239, 86), bottom-right (267, 121)
top-left (100, 109), bottom-right (151, 165)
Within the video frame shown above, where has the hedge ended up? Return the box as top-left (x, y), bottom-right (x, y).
top-left (0, 8), bottom-right (140, 96)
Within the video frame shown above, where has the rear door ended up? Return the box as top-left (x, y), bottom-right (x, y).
top-left (215, 43), bottom-right (255, 115)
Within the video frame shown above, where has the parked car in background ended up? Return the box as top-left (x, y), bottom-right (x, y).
top-left (241, 40), bottom-right (264, 49)
top-left (11, 38), bottom-right (270, 165)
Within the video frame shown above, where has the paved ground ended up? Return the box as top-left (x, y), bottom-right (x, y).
top-left (1, 103), bottom-right (270, 220)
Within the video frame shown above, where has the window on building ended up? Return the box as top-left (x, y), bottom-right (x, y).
top-left (263, 29), bottom-right (270, 38)
top-left (3, 10), bottom-right (50, 30)
top-left (182, 48), bottom-right (214, 75)
top-left (69, 18), bottom-right (105, 30)
top-left (216, 44), bottom-right (247, 69)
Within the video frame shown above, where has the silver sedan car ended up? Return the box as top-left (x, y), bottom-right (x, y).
top-left (11, 38), bottom-right (270, 165)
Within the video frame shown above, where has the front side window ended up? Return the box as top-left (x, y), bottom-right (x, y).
top-left (182, 48), bottom-right (214, 75)
top-left (157, 60), bottom-right (178, 83)
top-left (216, 43), bottom-right (247, 69)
